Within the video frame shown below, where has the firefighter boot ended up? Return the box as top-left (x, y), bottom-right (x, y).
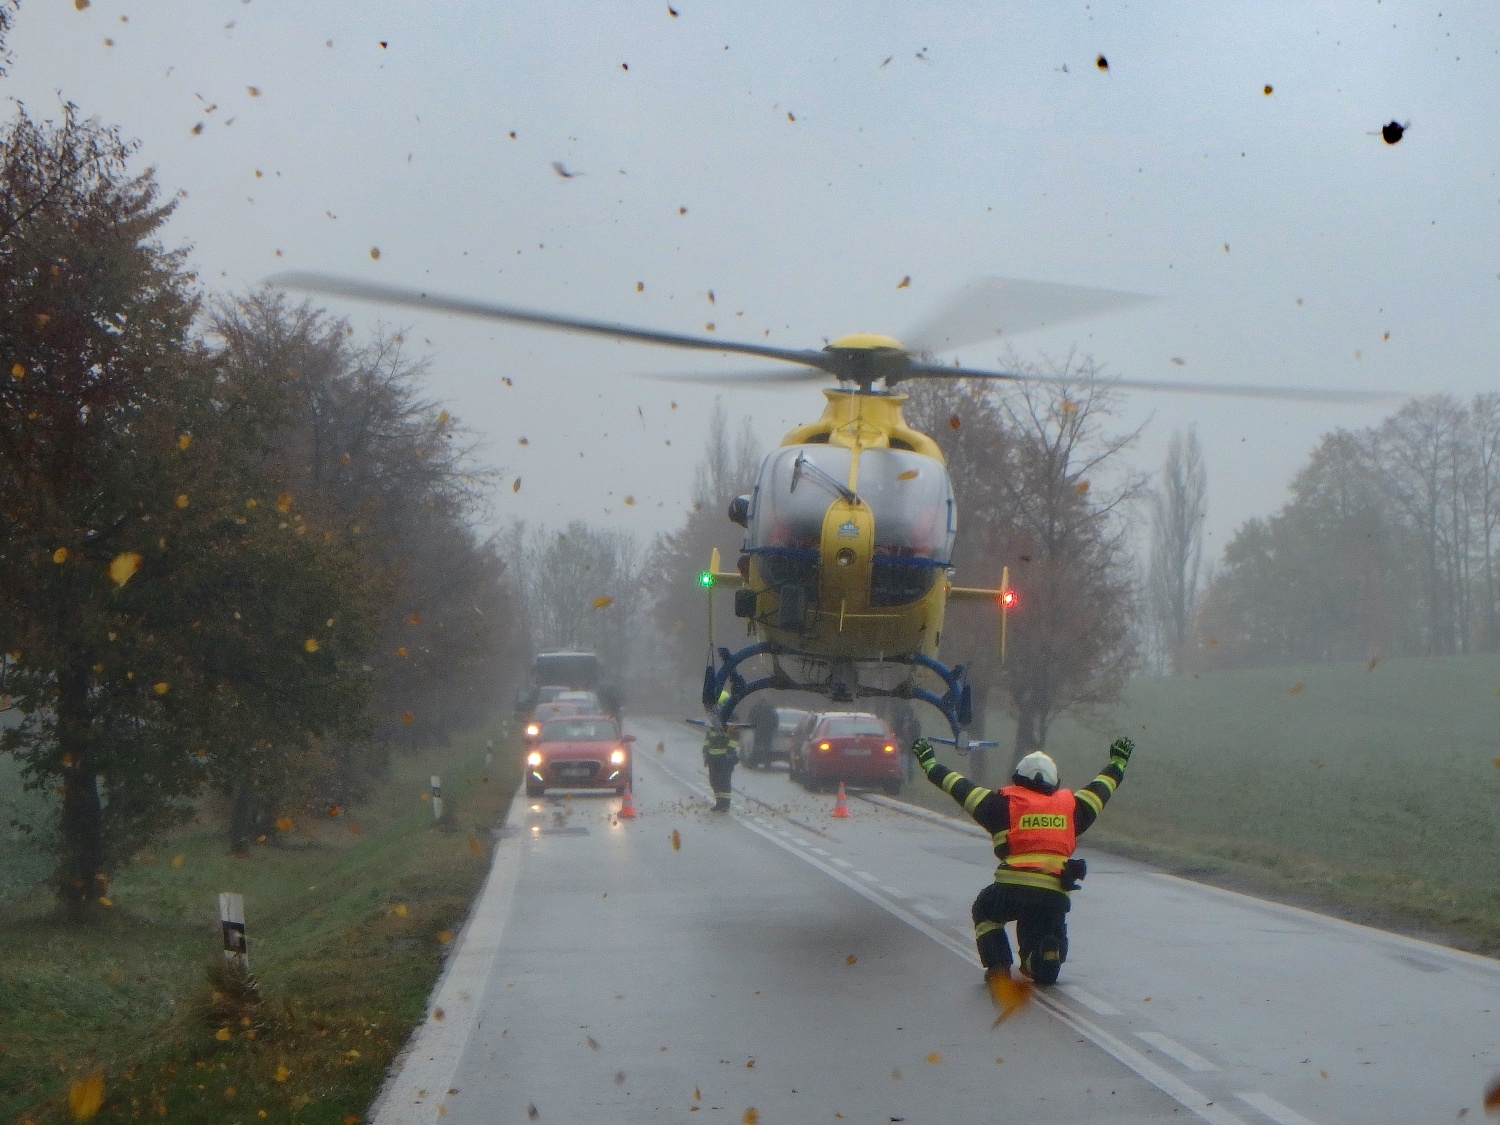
top-left (1022, 934), bottom-right (1065, 986)
top-left (712, 796), bottom-right (731, 813)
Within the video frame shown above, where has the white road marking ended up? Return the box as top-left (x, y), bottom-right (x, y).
top-left (644, 746), bottom-right (1251, 1125)
top-left (914, 903), bottom-right (947, 922)
top-left (830, 857), bottom-right (854, 869)
top-left (1136, 1031), bottom-right (1220, 1072)
top-left (854, 870), bottom-right (879, 883)
top-left (1236, 1091), bottom-right (1321, 1125)
top-left (878, 885), bottom-right (904, 898)
top-left (1058, 984), bottom-right (1123, 1016)
top-left (808, 846), bottom-right (831, 856)
top-left (370, 792), bottom-right (525, 1125)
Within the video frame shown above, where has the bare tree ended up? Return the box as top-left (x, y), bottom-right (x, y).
top-left (1147, 428), bottom-right (1207, 673)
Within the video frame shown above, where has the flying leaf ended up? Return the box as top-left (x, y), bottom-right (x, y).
top-left (304, 638), bottom-right (320, 653)
top-left (275, 816), bottom-right (294, 832)
top-left (109, 552), bottom-right (142, 587)
top-left (53, 547), bottom-right (69, 564)
top-left (69, 1071), bottom-right (106, 1121)
top-left (896, 275), bottom-right (910, 289)
top-left (593, 596), bottom-right (614, 609)
top-left (987, 970), bottom-right (1034, 1024)
top-left (670, 829), bottom-right (681, 851)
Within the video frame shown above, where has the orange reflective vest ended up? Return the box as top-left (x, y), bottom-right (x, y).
top-left (997, 785), bottom-right (1076, 878)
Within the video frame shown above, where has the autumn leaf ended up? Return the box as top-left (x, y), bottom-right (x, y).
top-left (152, 681), bottom-right (170, 695)
top-left (171, 854), bottom-right (184, 868)
top-left (896, 275), bottom-right (910, 289)
top-left (1263, 84), bottom-right (1273, 95)
top-left (275, 816), bottom-right (294, 832)
top-left (436, 929), bottom-right (454, 944)
top-left (466, 837), bottom-right (484, 856)
top-left (396, 646), bottom-right (408, 657)
top-left (1075, 480), bottom-right (1090, 495)
top-left (623, 496), bottom-right (635, 505)
top-left (1096, 54), bottom-right (1109, 70)
top-left (407, 613), bottom-right (421, 626)
top-left (68, 1071), bottom-right (106, 1121)
top-left (108, 552), bottom-right (142, 587)
top-left (925, 1052), bottom-right (942, 1064)
top-left (174, 494), bottom-right (189, 509)
top-left (10, 362), bottom-right (23, 379)
top-left (274, 1064), bottom-right (290, 1083)
top-left (392, 903), bottom-right (407, 917)
top-left (987, 970), bottom-right (1034, 1025)
top-left (370, 247), bottom-right (381, 260)
top-left (1483, 1072), bottom-right (1500, 1112)
top-left (1366, 656), bottom-right (1381, 672)
top-left (670, 829), bottom-right (681, 851)
top-left (845, 954), bottom-right (857, 965)
top-left (327, 805), bottom-right (342, 817)
top-left (53, 547), bottom-right (69, 564)
top-left (592, 596), bottom-right (614, 609)
top-left (178, 434), bottom-right (192, 450)
top-left (97, 896), bottom-right (112, 907)
top-left (655, 741), bottom-right (665, 754)
top-left (948, 415), bottom-right (961, 430)
top-left (304, 638), bottom-right (320, 653)
top-left (743, 1110), bottom-right (759, 1124)
top-left (512, 478), bottom-right (522, 493)
top-left (276, 492), bottom-right (293, 512)
top-left (1288, 683), bottom-right (1306, 695)
top-left (432, 1007), bottom-right (445, 1020)
top-left (215, 1027), bottom-right (232, 1041)
top-left (402, 711), bottom-right (414, 725)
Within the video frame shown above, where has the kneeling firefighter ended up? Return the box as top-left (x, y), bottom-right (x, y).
top-left (702, 726), bottom-right (739, 813)
top-left (912, 735), bottom-right (1134, 984)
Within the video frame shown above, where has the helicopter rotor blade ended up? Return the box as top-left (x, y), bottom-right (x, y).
top-left (903, 277), bottom-right (1156, 357)
top-left (645, 367), bottom-right (831, 386)
top-left (900, 363), bottom-right (1399, 404)
top-left (267, 272), bottom-right (841, 373)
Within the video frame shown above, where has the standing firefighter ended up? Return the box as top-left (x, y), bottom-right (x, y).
top-left (702, 726), bottom-right (739, 812)
top-left (912, 735), bottom-right (1134, 984)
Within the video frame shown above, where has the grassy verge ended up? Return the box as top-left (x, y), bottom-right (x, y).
top-left (0, 719), bottom-right (519, 1125)
top-left (900, 655), bottom-right (1500, 954)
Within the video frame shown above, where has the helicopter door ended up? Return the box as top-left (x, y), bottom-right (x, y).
top-left (748, 445), bottom-right (852, 627)
top-left (856, 449), bottom-right (956, 607)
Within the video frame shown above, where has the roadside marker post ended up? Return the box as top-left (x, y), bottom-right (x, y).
top-left (431, 775), bottom-right (443, 821)
top-left (219, 892), bottom-right (248, 968)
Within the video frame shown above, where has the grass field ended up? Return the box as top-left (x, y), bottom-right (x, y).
top-left (901, 654), bottom-right (1500, 952)
top-left (0, 719), bottom-right (519, 1125)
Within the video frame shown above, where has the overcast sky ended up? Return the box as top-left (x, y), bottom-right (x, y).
top-left (13, 1), bottom-right (1500, 572)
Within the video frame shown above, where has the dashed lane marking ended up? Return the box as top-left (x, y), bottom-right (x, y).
top-left (1057, 984), bottom-right (1123, 1017)
top-left (1136, 1032), bottom-right (1220, 1073)
top-left (854, 870), bottom-right (879, 883)
top-left (913, 903), bottom-right (947, 922)
top-left (1235, 1091), bottom-right (1320, 1125)
top-left (830, 857), bottom-right (854, 869)
top-left (878, 885), bottom-right (904, 898)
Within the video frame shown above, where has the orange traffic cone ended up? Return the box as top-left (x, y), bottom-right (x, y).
top-left (618, 787), bottom-right (638, 820)
top-left (831, 782), bottom-right (851, 818)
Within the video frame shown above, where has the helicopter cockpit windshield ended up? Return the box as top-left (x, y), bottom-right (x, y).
top-left (748, 445), bottom-right (956, 607)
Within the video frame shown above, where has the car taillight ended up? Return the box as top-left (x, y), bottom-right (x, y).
top-left (883, 744), bottom-right (895, 753)
top-left (818, 741), bottom-right (831, 752)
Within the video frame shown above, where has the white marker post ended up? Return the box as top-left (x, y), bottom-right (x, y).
top-left (430, 775), bottom-right (443, 822)
top-left (218, 892), bottom-right (248, 969)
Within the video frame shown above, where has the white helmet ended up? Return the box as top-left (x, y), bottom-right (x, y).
top-left (1013, 751), bottom-right (1059, 790)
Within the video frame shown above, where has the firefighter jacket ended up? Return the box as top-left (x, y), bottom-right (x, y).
top-left (921, 753), bottom-right (1127, 895)
top-left (702, 730), bottom-right (739, 766)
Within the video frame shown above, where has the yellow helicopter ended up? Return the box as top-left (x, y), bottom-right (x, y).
top-left (271, 272), bottom-right (1387, 746)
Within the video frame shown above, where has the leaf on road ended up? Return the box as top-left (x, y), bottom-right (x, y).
top-left (743, 1110), bottom-right (758, 1124)
top-left (175, 494), bottom-right (190, 509)
top-left (152, 682), bottom-right (170, 695)
top-left (1483, 1072), bottom-right (1500, 1111)
top-left (436, 929), bottom-right (454, 944)
top-left (670, 829), bottom-right (681, 851)
top-left (402, 711), bottom-right (414, 725)
top-left (392, 903), bottom-right (407, 916)
top-left (304, 638), bottom-right (320, 653)
top-left (407, 614), bottom-right (422, 626)
top-left (466, 837), bottom-right (484, 856)
top-left (108, 552), bottom-right (142, 587)
top-left (925, 1052), bottom-right (941, 1064)
top-left (276, 493), bottom-right (293, 512)
top-left (948, 415), bottom-right (960, 430)
top-left (513, 478), bottom-right (522, 492)
top-left (592, 596), bottom-right (614, 609)
top-left (68, 1071), bottom-right (106, 1121)
top-left (215, 1028), bottom-right (232, 1041)
top-left (274, 1064), bottom-right (290, 1082)
top-left (178, 434), bottom-right (192, 450)
top-left (171, 854), bottom-right (184, 868)
top-left (896, 276), bottom-right (910, 289)
top-left (586, 1036), bottom-right (600, 1050)
top-left (274, 816), bottom-right (294, 832)
top-left (655, 741), bottom-right (665, 754)
top-left (845, 954), bottom-right (857, 965)
top-left (1288, 683), bottom-right (1306, 695)
top-left (1367, 656), bottom-right (1381, 672)
top-left (432, 1007), bottom-right (444, 1020)
top-left (53, 547), bottom-right (69, 564)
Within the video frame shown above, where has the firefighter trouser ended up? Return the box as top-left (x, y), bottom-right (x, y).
top-left (706, 755), bottom-right (735, 802)
top-left (971, 881), bottom-right (1070, 970)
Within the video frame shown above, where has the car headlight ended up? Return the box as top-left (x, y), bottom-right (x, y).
top-left (526, 751), bottom-right (542, 767)
top-left (524, 723), bottom-right (540, 738)
top-left (610, 749), bottom-right (626, 765)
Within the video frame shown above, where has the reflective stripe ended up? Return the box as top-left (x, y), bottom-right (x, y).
top-left (974, 919), bottom-right (1006, 939)
top-left (941, 772), bottom-right (962, 795)
top-left (1004, 851), bottom-right (1067, 874)
top-left (1096, 772), bottom-right (1118, 794)
top-left (1076, 788), bottom-right (1103, 815)
top-left (963, 786), bottom-right (991, 814)
top-left (991, 829), bottom-right (1010, 849)
top-left (994, 867), bottom-right (1067, 892)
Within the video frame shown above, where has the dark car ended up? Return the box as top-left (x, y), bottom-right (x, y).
top-left (789, 711), bottom-right (901, 795)
top-left (524, 715), bottom-right (635, 797)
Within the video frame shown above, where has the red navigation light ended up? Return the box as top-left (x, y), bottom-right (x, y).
top-left (1000, 588), bottom-right (1018, 609)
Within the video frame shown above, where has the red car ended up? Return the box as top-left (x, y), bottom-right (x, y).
top-left (525, 714), bottom-right (635, 797)
top-left (789, 712), bottom-right (902, 795)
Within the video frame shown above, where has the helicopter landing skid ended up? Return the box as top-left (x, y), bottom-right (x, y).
top-left (701, 643), bottom-right (991, 751)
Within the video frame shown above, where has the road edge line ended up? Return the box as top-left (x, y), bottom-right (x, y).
top-left (368, 789), bottom-right (527, 1125)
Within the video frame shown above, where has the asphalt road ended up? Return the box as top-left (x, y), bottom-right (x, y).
top-left (373, 717), bottom-right (1500, 1125)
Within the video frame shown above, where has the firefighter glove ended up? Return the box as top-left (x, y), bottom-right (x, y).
top-left (1109, 736), bottom-right (1134, 764)
top-left (912, 738), bottom-right (936, 771)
